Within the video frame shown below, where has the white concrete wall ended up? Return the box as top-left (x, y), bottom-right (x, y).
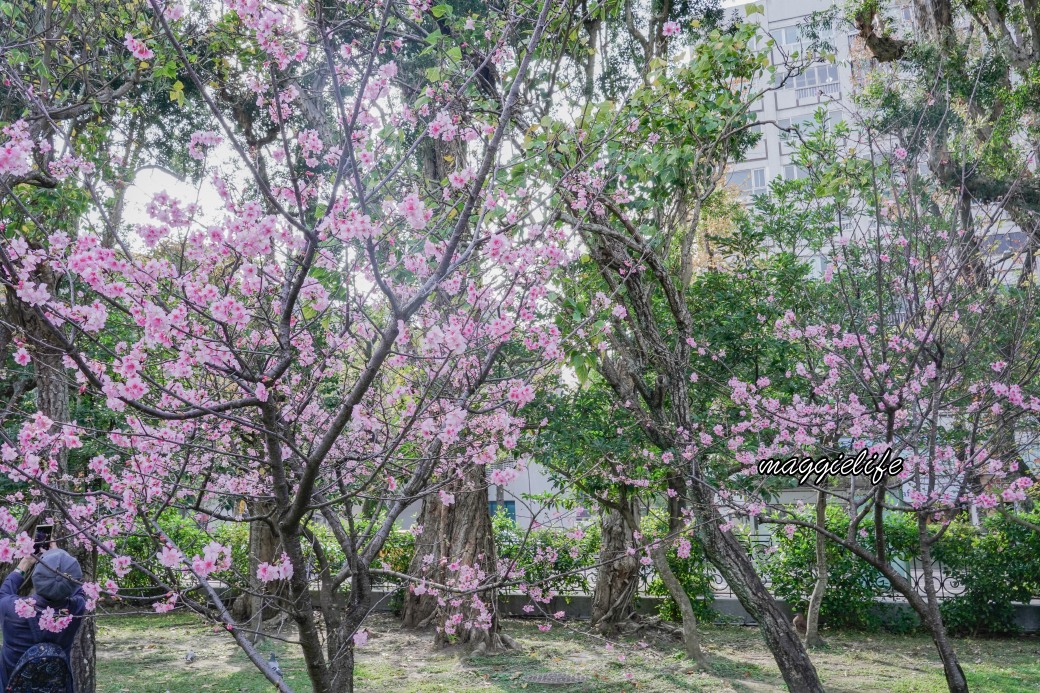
top-left (395, 461), bottom-right (580, 531)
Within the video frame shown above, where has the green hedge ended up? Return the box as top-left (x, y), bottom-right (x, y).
top-left (933, 513), bottom-right (1040, 635)
top-left (97, 513), bottom-right (414, 597)
top-left (759, 507), bottom-right (905, 631)
top-left (493, 510), bottom-right (600, 593)
top-left (100, 507), bottom-right (1040, 635)
top-left (759, 508), bottom-right (1040, 635)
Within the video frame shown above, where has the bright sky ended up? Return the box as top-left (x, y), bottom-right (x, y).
top-left (123, 166), bottom-right (224, 229)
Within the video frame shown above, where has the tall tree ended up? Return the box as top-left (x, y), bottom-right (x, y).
top-left (0, 1), bottom-right (216, 689)
top-left (728, 101), bottom-right (1040, 693)
top-left (0, 0), bottom-right (592, 690)
top-left (542, 17), bottom-right (825, 691)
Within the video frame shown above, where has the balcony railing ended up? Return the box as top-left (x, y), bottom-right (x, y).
top-left (796, 82), bottom-right (841, 99)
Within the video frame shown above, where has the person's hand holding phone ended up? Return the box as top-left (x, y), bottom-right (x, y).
top-left (33, 525), bottom-right (53, 555)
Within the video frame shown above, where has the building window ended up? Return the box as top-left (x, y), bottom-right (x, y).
top-left (783, 164), bottom-right (810, 180)
top-left (778, 110), bottom-right (842, 139)
top-left (777, 114), bottom-right (818, 141)
top-left (778, 26), bottom-right (803, 49)
top-left (792, 64), bottom-right (839, 91)
top-left (489, 500), bottom-right (516, 522)
top-left (727, 168), bottom-right (767, 197)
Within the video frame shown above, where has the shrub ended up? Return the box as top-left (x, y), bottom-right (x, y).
top-left (97, 513), bottom-right (416, 601)
top-left (759, 505), bottom-right (894, 631)
top-left (760, 507), bottom-right (1040, 635)
top-left (493, 510), bottom-right (600, 593)
top-left (98, 512), bottom-right (217, 596)
top-left (933, 513), bottom-right (1040, 636)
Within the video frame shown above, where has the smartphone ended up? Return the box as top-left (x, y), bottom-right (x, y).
top-left (33, 525), bottom-right (53, 555)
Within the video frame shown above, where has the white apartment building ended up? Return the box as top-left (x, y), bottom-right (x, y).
top-left (725, 0), bottom-right (867, 202)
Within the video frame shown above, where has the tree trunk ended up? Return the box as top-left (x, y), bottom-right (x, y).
top-left (650, 543), bottom-right (707, 665)
top-left (589, 505), bottom-right (639, 635)
top-left (770, 513), bottom-right (970, 693)
top-left (893, 562), bottom-right (968, 693)
top-left (231, 507), bottom-right (283, 629)
top-left (401, 493), bottom-right (441, 629)
top-left (804, 490), bottom-right (827, 648)
top-left (877, 554), bottom-right (969, 693)
top-left (282, 528), bottom-right (333, 692)
top-left (919, 593), bottom-right (968, 693)
top-left (19, 296), bottom-right (97, 693)
top-left (689, 485), bottom-right (823, 693)
top-left (327, 563), bottom-right (372, 693)
top-left (69, 548), bottom-right (97, 693)
top-left (918, 519), bottom-right (968, 693)
top-left (402, 465), bottom-right (511, 652)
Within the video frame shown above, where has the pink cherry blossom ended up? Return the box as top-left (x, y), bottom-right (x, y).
top-left (157, 546), bottom-right (184, 569)
top-left (0, 120), bottom-right (33, 177)
top-left (14, 598), bottom-right (36, 619)
top-left (38, 607), bottom-right (73, 633)
top-left (112, 556), bottom-right (132, 578)
top-left (124, 34), bottom-right (154, 61)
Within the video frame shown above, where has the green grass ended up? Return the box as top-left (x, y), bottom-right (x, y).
top-left (37, 612), bottom-right (1037, 692)
top-left (94, 612), bottom-right (310, 692)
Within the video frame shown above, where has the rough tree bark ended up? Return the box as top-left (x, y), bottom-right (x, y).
top-left (617, 482), bottom-right (708, 664)
top-left (650, 542), bottom-right (707, 665)
top-left (803, 489), bottom-right (828, 647)
top-left (402, 464), bottom-right (512, 653)
top-left (917, 517), bottom-right (968, 693)
top-left (14, 287), bottom-right (96, 693)
top-left (332, 561), bottom-right (373, 693)
top-left (231, 506), bottom-right (285, 630)
top-left (689, 482), bottom-right (823, 693)
top-left (589, 504), bottom-right (640, 634)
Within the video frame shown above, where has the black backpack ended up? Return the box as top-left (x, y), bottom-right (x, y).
top-left (5, 642), bottom-right (72, 693)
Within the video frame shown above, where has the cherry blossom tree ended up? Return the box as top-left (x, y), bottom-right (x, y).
top-left (542, 16), bottom-right (826, 692)
top-left (714, 102), bottom-right (1040, 693)
top-left (0, 1), bottom-right (593, 690)
top-left (0, 1), bottom-right (220, 688)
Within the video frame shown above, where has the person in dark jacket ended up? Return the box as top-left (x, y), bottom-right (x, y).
top-left (0, 548), bottom-right (86, 690)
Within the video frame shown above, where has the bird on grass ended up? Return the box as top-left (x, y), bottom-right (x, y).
top-left (268, 652), bottom-right (282, 679)
top-left (184, 649), bottom-right (196, 664)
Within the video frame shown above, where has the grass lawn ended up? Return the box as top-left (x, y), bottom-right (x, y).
top-left (86, 611), bottom-right (1040, 692)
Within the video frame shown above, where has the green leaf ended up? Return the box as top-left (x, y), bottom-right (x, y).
top-left (168, 80), bottom-right (185, 105)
